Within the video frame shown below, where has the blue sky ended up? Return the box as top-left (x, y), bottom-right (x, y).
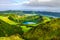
top-left (0, 0), bottom-right (60, 12)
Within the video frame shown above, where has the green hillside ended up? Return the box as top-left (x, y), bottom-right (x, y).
top-left (23, 18), bottom-right (60, 40)
top-left (0, 13), bottom-right (60, 40)
top-left (0, 16), bottom-right (18, 25)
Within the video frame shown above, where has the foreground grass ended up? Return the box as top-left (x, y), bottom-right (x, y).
top-left (0, 35), bottom-right (24, 40)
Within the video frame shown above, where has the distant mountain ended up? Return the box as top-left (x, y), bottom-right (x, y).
top-left (23, 11), bottom-right (60, 17)
top-left (0, 10), bottom-right (60, 17)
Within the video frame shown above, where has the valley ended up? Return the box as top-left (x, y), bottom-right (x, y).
top-left (0, 11), bottom-right (60, 40)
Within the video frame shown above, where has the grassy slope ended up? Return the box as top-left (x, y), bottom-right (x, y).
top-left (0, 14), bottom-right (60, 40)
top-left (23, 18), bottom-right (60, 40)
top-left (0, 16), bottom-right (24, 40)
top-left (0, 16), bottom-right (18, 25)
top-left (0, 35), bottom-right (24, 40)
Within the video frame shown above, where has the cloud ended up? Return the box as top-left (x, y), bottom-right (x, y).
top-left (23, 0), bottom-right (60, 7)
top-left (0, 0), bottom-right (25, 11)
top-left (0, 0), bottom-right (16, 4)
top-left (0, 0), bottom-right (60, 12)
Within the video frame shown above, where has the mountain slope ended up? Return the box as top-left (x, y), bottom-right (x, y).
top-left (23, 18), bottom-right (60, 40)
top-left (0, 16), bottom-right (18, 25)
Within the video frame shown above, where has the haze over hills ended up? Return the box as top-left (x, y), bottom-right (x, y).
top-left (0, 10), bottom-right (60, 17)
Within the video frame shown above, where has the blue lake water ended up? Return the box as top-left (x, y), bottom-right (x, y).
top-left (23, 22), bottom-right (36, 24)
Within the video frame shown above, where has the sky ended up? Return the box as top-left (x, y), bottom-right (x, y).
top-left (0, 0), bottom-right (60, 12)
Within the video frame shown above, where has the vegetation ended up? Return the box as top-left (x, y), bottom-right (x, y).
top-left (23, 18), bottom-right (60, 40)
top-left (0, 11), bottom-right (60, 40)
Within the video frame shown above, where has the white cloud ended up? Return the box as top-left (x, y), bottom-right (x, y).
top-left (0, 0), bottom-right (60, 12)
top-left (0, 0), bottom-right (25, 11)
top-left (24, 0), bottom-right (60, 7)
top-left (0, 0), bottom-right (15, 4)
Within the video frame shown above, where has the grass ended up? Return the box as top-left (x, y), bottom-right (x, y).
top-left (20, 26), bottom-right (32, 32)
top-left (0, 16), bottom-right (18, 25)
top-left (0, 35), bottom-right (24, 40)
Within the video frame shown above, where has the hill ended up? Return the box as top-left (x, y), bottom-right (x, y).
top-left (23, 18), bottom-right (60, 40)
top-left (0, 12), bottom-right (60, 40)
